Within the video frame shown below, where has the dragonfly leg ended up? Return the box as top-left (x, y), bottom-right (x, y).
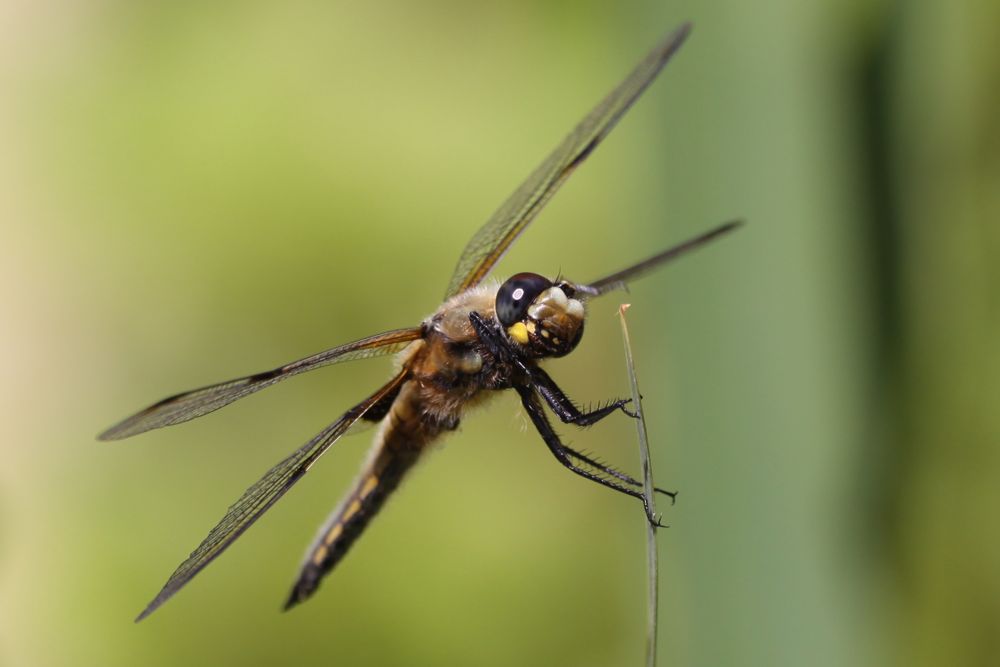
top-left (470, 311), bottom-right (636, 424)
top-left (515, 384), bottom-right (666, 527)
top-left (469, 310), bottom-right (516, 366)
top-left (559, 442), bottom-right (677, 504)
top-left (529, 365), bottom-right (635, 426)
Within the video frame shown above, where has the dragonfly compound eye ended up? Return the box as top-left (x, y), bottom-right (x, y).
top-left (496, 273), bottom-right (552, 327)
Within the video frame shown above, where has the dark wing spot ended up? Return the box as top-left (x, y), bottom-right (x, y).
top-left (361, 382), bottom-right (404, 422)
top-left (564, 137), bottom-right (599, 173)
top-left (247, 369), bottom-right (282, 383)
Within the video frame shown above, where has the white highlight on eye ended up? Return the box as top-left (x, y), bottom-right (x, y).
top-left (512, 287), bottom-right (525, 301)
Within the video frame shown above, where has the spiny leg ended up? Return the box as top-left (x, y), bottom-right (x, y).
top-left (560, 443), bottom-right (677, 504)
top-left (471, 310), bottom-right (675, 505)
top-left (529, 368), bottom-right (676, 501)
top-left (469, 310), bottom-right (636, 425)
top-left (515, 384), bottom-right (665, 527)
top-left (530, 365), bottom-right (636, 426)
top-left (469, 310), bottom-right (520, 368)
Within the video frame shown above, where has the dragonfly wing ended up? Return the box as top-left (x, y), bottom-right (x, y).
top-left (577, 221), bottom-right (742, 297)
top-left (99, 327), bottom-right (421, 440)
top-left (134, 370), bottom-right (409, 622)
top-left (444, 23), bottom-right (692, 298)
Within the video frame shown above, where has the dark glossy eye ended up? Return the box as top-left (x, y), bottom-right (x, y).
top-left (496, 272), bottom-right (552, 326)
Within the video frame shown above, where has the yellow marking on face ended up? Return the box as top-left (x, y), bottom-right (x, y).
top-left (508, 322), bottom-right (529, 344)
top-left (342, 499), bottom-right (363, 522)
top-left (360, 475), bottom-right (379, 499)
top-left (313, 545), bottom-right (329, 565)
top-left (323, 523), bottom-right (344, 546)
top-left (540, 329), bottom-right (550, 338)
top-left (526, 321), bottom-right (537, 334)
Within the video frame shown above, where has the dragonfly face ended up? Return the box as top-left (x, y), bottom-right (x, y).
top-left (496, 273), bottom-right (585, 358)
top-left (100, 22), bottom-right (741, 621)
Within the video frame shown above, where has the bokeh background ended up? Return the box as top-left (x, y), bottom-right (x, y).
top-left (1, 1), bottom-right (997, 666)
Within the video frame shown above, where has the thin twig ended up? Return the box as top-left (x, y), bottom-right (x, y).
top-left (618, 304), bottom-right (659, 667)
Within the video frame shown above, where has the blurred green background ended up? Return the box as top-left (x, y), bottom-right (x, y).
top-left (1, 1), bottom-right (997, 665)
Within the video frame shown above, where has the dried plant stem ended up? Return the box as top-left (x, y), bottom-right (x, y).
top-left (617, 304), bottom-right (659, 667)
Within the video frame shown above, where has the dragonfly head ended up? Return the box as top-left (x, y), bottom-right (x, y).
top-left (495, 273), bottom-right (585, 358)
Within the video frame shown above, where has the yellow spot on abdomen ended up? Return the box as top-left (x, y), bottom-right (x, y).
top-left (360, 475), bottom-right (379, 499)
top-left (342, 499), bottom-right (363, 522)
top-left (323, 523), bottom-right (344, 545)
top-left (313, 545), bottom-right (329, 565)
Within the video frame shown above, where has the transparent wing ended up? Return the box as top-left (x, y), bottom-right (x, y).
top-left (577, 221), bottom-right (742, 297)
top-left (134, 370), bottom-right (409, 622)
top-left (444, 23), bottom-right (692, 298)
top-left (99, 327), bottom-right (422, 440)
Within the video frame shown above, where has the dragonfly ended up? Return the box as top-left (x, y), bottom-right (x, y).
top-left (100, 21), bottom-right (740, 621)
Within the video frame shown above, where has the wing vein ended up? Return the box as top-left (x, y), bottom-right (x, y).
top-left (134, 370), bottom-right (409, 622)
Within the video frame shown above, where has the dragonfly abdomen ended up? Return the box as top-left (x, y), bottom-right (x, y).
top-left (284, 382), bottom-right (441, 609)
